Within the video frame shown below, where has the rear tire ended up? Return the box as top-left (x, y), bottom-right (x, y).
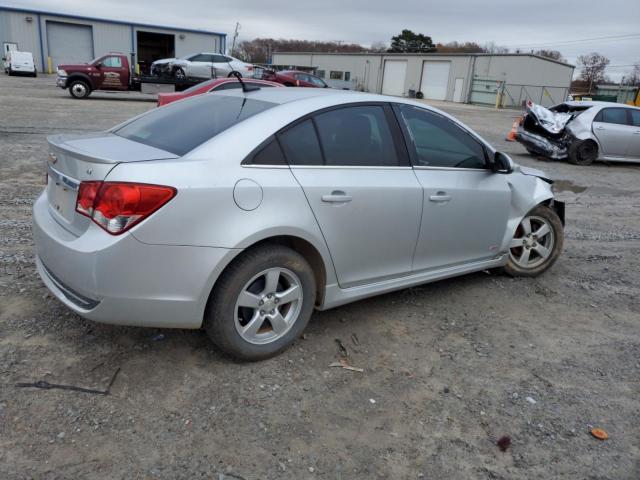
top-left (568, 140), bottom-right (597, 165)
top-left (69, 80), bottom-right (91, 99)
top-left (204, 244), bottom-right (316, 361)
top-left (503, 204), bottom-right (563, 277)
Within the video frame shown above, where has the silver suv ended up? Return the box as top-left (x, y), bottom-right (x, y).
top-left (34, 88), bottom-right (565, 360)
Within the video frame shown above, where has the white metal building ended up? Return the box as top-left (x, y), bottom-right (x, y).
top-left (0, 6), bottom-right (226, 73)
top-left (272, 52), bottom-right (575, 107)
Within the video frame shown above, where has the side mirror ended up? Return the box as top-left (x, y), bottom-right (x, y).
top-left (95, 62), bottom-right (102, 68)
top-left (1, 57), bottom-right (5, 61)
top-left (491, 151), bottom-right (514, 173)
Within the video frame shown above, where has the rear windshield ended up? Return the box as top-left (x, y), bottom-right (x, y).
top-left (114, 94), bottom-right (276, 155)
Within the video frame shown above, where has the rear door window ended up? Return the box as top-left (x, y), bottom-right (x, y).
top-left (596, 108), bottom-right (629, 125)
top-left (629, 109), bottom-right (640, 127)
top-left (114, 95), bottom-right (275, 156)
top-left (313, 105), bottom-right (403, 166)
top-left (279, 120), bottom-right (324, 166)
top-left (245, 137), bottom-right (287, 165)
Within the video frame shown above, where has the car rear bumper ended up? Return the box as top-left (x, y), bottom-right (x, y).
top-left (33, 191), bottom-right (237, 329)
top-left (516, 128), bottom-right (568, 160)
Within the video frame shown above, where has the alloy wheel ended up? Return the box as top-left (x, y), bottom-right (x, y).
top-left (234, 267), bottom-right (303, 345)
top-left (509, 215), bottom-right (555, 269)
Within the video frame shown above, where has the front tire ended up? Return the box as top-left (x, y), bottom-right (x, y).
top-left (69, 80), bottom-right (91, 99)
top-left (503, 204), bottom-right (563, 277)
top-left (568, 140), bottom-right (597, 165)
top-left (204, 245), bottom-right (316, 361)
top-left (173, 67), bottom-right (186, 80)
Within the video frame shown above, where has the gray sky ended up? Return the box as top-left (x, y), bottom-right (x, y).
top-left (4, 0), bottom-right (639, 80)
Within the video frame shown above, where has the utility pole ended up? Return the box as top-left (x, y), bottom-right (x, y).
top-left (231, 22), bottom-right (240, 55)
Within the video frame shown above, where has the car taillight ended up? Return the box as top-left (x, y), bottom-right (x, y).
top-left (75, 181), bottom-right (176, 235)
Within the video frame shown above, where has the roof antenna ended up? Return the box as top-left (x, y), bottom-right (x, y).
top-left (223, 52), bottom-right (260, 93)
top-left (232, 70), bottom-right (260, 93)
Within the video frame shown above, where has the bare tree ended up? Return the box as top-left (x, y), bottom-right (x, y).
top-left (483, 41), bottom-right (510, 54)
top-left (534, 49), bottom-right (566, 62)
top-left (435, 41), bottom-right (485, 53)
top-left (577, 52), bottom-right (610, 91)
top-left (625, 61), bottom-right (640, 86)
top-left (234, 38), bottom-right (369, 64)
top-left (369, 41), bottom-right (388, 53)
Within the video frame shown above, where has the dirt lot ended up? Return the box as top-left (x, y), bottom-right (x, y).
top-left (1, 74), bottom-right (639, 479)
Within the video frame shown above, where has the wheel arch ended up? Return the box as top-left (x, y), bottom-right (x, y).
top-left (199, 233), bottom-right (331, 327)
top-left (67, 73), bottom-right (94, 89)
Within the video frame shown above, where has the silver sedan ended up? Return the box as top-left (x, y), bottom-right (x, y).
top-left (34, 88), bottom-right (565, 360)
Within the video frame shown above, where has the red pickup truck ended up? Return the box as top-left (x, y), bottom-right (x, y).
top-left (56, 53), bottom-right (200, 99)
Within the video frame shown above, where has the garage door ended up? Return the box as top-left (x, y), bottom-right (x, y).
top-left (420, 61), bottom-right (450, 100)
top-left (382, 60), bottom-right (407, 96)
top-left (47, 22), bottom-right (93, 69)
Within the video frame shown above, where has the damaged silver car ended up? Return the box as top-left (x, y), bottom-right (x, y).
top-left (516, 101), bottom-right (640, 165)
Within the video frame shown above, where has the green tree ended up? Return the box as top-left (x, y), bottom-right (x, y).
top-left (388, 30), bottom-right (436, 53)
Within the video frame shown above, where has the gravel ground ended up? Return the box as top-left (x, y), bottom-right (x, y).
top-left (0, 75), bottom-right (639, 479)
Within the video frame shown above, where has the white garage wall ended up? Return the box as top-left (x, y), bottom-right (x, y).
top-left (0, 10), bottom-right (42, 69)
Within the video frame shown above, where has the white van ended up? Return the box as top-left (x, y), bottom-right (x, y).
top-left (4, 51), bottom-right (37, 77)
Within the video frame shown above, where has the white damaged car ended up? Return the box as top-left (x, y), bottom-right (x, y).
top-left (150, 53), bottom-right (254, 80)
top-left (516, 100), bottom-right (640, 165)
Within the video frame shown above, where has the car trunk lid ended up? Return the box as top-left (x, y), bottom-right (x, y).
top-left (46, 133), bottom-right (178, 236)
top-left (525, 101), bottom-right (573, 135)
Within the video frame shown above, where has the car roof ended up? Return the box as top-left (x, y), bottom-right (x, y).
top-left (563, 100), bottom-right (638, 109)
top-left (212, 87), bottom-right (368, 104)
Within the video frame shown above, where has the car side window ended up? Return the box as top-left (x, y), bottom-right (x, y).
top-left (188, 54), bottom-right (206, 62)
top-left (245, 137), bottom-right (287, 165)
top-left (396, 104), bottom-right (487, 169)
top-left (102, 56), bottom-right (122, 68)
top-left (596, 108), bottom-right (629, 126)
top-left (629, 109), bottom-right (640, 127)
top-left (212, 54), bottom-right (227, 63)
top-left (308, 76), bottom-right (326, 87)
top-left (278, 120), bottom-right (324, 166)
top-left (313, 105), bottom-right (402, 167)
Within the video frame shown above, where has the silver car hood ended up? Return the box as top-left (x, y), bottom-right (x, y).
top-left (526, 102), bottom-right (572, 135)
top-left (517, 164), bottom-right (553, 183)
top-left (48, 132), bottom-right (178, 164)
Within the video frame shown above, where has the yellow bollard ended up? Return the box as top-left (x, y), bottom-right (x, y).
top-left (135, 63), bottom-right (140, 75)
top-left (47, 57), bottom-right (52, 74)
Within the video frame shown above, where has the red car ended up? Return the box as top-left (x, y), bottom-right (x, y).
top-left (262, 70), bottom-right (328, 88)
top-left (157, 78), bottom-right (282, 107)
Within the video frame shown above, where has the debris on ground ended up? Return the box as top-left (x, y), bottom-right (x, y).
top-left (497, 435), bottom-right (512, 452)
top-left (15, 368), bottom-right (121, 396)
top-left (328, 359), bottom-right (364, 372)
top-left (590, 428), bottom-right (609, 440)
top-left (525, 396), bottom-right (537, 405)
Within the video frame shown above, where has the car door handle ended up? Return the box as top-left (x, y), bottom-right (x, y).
top-left (595, 126), bottom-right (605, 131)
top-left (634, 130), bottom-right (640, 134)
top-left (321, 191), bottom-right (352, 203)
top-left (429, 192), bottom-right (451, 202)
